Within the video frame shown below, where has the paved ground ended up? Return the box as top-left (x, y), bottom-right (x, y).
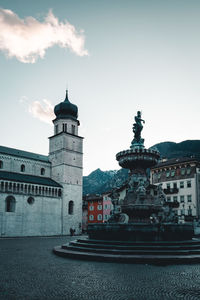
top-left (1, 236), bottom-right (200, 300)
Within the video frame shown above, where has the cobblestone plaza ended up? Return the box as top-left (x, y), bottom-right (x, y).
top-left (1, 236), bottom-right (200, 300)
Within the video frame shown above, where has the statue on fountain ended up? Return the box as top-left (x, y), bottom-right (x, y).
top-left (131, 111), bottom-right (145, 149)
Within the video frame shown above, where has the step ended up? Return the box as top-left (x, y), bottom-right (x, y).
top-left (70, 240), bottom-right (200, 251)
top-left (77, 238), bottom-right (200, 247)
top-left (53, 246), bottom-right (200, 264)
top-left (63, 244), bottom-right (200, 256)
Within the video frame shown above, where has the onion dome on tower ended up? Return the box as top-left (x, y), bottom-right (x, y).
top-left (54, 90), bottom-right (78, 120)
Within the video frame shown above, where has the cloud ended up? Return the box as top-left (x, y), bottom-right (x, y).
top-left (0, 8), bottom-right (88, 63)
top-left (29, 99), bottom-right (55, 124)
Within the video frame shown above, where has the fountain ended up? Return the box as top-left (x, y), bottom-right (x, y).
top-left (54, 112), bottom-right (200, 264)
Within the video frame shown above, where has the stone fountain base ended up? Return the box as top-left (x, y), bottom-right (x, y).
top-left (53, 236), bottom-right (200, 265)
top-left (53, 223), bottom-right (198, 264)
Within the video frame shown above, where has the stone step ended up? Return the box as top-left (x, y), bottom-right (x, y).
top-left (53, 245), bottom-right (200, 264)
top-left (77, 238), bottom-right (200, 247)
top-left (70, 240), bottom-right (200, 251)
top-left (63, 244), bottom-right (200, 256)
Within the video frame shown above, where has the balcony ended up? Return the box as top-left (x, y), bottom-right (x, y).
top-left (164, 188), bottom-right (179, 195)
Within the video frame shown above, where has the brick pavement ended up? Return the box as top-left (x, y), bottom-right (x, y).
top-left (1, 236), bottom-right (200, 300)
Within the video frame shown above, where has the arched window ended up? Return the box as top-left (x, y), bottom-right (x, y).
top-left (21, 164), bottom-right (25, 172)
top-left (6, 196), bottom-right (16, 212)
top-left (0, 160), bottom-right (3, 169)
top-left (68, 201), bottom-right (74, 215)
top-left (41, 168), bottom-right (45, 175)
top-left (27, 197), bottom-right (34, 205)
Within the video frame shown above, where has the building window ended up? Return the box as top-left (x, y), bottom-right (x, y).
top-left (166, 170), bottom-right (170, 178)
top-left (167, 196), bottom-right (171, 202)
top-left (55, 125), bottom-right (58, 135)
top-left (63, 123), bottom-right (67, 132)
top-left (181, 168), bottom-right (185, 175)
top-left (41, 168), bottom-right (45, 175)
top-left (173, 182), bottom-right (177, 189)
top-left (180, 195), bottom-right (185, 203)
top-left (104, 204), bottom-right (108, 209)
top-left (0, 160), bottom-right (3, 169)
top-left (180, 181), bottom-right (184, 188)
top-left (27, 197), bottom-right (34, 205)
top-left (21, 164), bottom-right (25, 172)
top-left (89, 215), bottom-right (94, 221)
top-left (97, 214), bottom-right (102, 220)
top-left (187, 195), bottom-right (192, 202)
top-left (187, 180), bottom-right (191, 188)
top-left (68, 201), bottom-right (74, 215)
top-left (181, 209), bottom-right (185, 215)
top-left (89, 206), bottom-right (94, 211)
top-left (157, 173), bottom-right (161, 179)
top-left (97, 205), bottom-right (102, 210)
top-left (72, 125), bottom-right (75, 135)
top-left (166, 183), bottom-right (170, 189)
top-left (104, 214), bottom-right (108, 220)
top-left (173, 196), bottom-right (178, 202)
top-left (6, 196), bottom-right (16, 212)
top-left (171, 170), bottom-right (175, 177)
top-left (186, 167), bottom-right (191, 175)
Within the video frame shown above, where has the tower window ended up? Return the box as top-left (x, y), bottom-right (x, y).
top-left (21, 164), bottom-right (25, 172)
top-left (72, 125), bottom-right (75, 135)
top-left (0, 160), bottom-right (3, 169)
top-left (6, 196), bottom-right (16, 212)
top-left (63, 123), bottom-right (67, 132)
top-left (68, 200), bottom-right (74, 215)
top-left (41, 168), bottom-right (45, 175)
top-left (55, 125), bottom-right (58, 135)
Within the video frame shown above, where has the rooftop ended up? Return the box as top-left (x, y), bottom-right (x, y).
top-left (152, 156), bottom-right (200, 169)
top-left (0, 171), bottom-right (62, 187)
top-left (0, 146), bottom-right (49, 163)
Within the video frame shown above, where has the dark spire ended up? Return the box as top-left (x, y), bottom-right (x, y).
top-left (65, 90), bottom-right (69, 102)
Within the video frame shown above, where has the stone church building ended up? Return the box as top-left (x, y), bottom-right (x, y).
top-left (0, 91), bottom-right (83, 237)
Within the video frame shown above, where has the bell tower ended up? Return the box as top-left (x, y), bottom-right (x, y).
top-left (49, 90), bottom-right (83, 235)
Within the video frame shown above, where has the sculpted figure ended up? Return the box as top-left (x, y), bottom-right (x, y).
top-left (133, 111), bottom-right (145, 142)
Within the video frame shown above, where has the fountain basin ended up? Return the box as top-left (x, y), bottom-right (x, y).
top-left (116, 148), bottom-right (160, 169)
top-left (87, 223), bottom-right (194, 241)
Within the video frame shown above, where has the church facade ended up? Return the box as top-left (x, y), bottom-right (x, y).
top-left (0, 91), bottom-right (83, 237)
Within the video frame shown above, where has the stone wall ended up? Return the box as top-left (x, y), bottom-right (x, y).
top-left (0, 192), bottom-right (62, 237)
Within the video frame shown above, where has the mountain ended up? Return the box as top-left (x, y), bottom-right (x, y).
top-left (83, 140), bottom-right (200, 195)
top-left (150, 140), bottom-right (200, 159)
top-left (83, 168), bottom-right (128, 195)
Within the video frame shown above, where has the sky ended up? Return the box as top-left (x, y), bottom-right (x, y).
top-left (0, 0), bottom-right (200, 175)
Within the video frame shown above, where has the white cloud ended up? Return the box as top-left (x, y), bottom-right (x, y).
top-left (29, 99), bottom-right (55, 124)
top-left (0, 8), bottom-right (88, 63)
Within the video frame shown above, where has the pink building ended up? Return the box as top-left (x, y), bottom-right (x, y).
top-left (102, 193), bottom-right (113, 222)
